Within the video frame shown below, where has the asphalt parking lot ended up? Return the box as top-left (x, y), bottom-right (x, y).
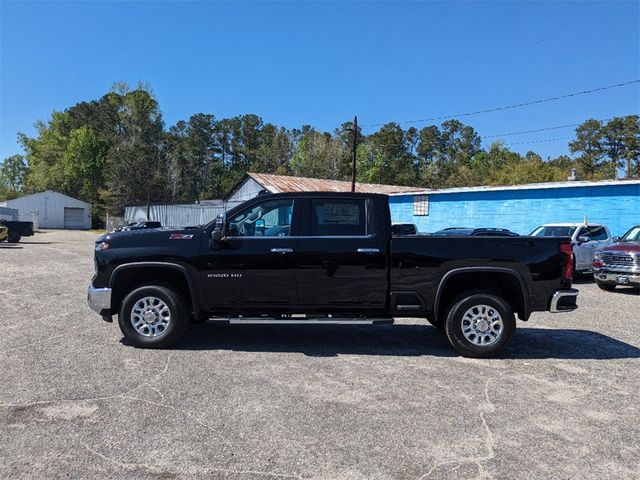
top-left (1, 230), bottom-right (639, 479)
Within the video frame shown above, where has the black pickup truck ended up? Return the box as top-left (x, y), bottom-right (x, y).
top-left (0, 220), bottom-right (34, 243)
top-left (88, 192), bottom-right (578, 357)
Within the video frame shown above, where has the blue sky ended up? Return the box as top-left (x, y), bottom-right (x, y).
top-left (1, 1), bottom-right (639, 161)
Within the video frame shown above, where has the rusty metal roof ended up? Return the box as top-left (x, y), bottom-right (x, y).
top-left (247, 173), bottom-right (424, 195)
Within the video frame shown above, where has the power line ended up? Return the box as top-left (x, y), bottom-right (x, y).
top-left (484, 114), bottom-right (638, 139)
top-left (505, 136), bottom-right (574, 146)
top-left (484, 122), bottom-right (583, 139)
top-left (353, 113), bottom-right (639, 150)
top-left (361, 80), bottom-right (640, 127)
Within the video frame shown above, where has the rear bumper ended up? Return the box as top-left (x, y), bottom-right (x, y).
top-left (549, 288), bottom-right (579, 313)
top-left (593, 270), bottom-right (640, 286)
top-left (87, 285), bottom-right (112, 314)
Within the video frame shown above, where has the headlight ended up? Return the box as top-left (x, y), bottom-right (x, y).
top-left (95, 242), bottom-right (109, 251)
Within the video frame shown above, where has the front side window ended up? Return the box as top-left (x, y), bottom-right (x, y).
top-left (227, 199), bottom-right (293, 237)
top-left (587, 226), bottom-right (608, 241)
top-left (310, 199), bottom-right (366, 236)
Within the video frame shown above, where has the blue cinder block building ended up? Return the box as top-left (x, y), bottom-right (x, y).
top-left (389, 179), bottom-right (640, 237)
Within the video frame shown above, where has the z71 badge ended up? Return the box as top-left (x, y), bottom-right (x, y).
top-left (207, 273), bottom-right (242, 278)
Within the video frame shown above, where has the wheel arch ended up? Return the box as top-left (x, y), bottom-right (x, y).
top-left (109, 262), bottom-right (200, 316)
top-left (433, 267), bottom-right (530, 322)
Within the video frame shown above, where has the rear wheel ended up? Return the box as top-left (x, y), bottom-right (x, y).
top-left (444, 293), bottom-right (516, 358)
top-left (7, 232), bottom-right (21, 243)
top-left (118, 285), bottom-right (189, 348)
top-left (596, 281), bottom-right (616, 291)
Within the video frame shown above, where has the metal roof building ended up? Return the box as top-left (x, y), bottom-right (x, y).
top-left (124, 174), bottom-right (421, 228)
top-left (226, 172), bottom-right (422, 209)
top-left (124, 201), bottom-right (225, 228)
top-left (389, 179), bottom-right (640, 237)
top-left (0, 190), bottom-right (91, 230)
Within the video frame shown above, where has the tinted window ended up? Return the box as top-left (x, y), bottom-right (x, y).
top-left (530, 226), bottom-right (577, 237)
top-left (227, 199), bottom-right (293, 237)
top-left (310, 199), bottom-right (366, 236)
top-left (392, 224), bottom-right (417, 235)
top-left (587, 226), bottom-right (608, 241)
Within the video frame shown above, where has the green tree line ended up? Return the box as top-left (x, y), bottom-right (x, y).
top-left (1, 83), bottom-right (638, 226)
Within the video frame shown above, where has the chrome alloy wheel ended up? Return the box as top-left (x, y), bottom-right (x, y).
top-left (131, 296), bottom-right (171, 337)
top-left (461, 304), bottom-right (503, 346)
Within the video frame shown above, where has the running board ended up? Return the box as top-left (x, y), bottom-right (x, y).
top-left (210, 317), bottom-right (394, 325)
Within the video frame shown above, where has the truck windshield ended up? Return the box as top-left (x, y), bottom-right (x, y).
top-left (530, 226), bottom-right (576, 237)
top-left (621, 226), bottom-right (640, 242)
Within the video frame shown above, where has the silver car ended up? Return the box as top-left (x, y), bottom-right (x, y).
top-left (530, 223), bottom-right (613, 273)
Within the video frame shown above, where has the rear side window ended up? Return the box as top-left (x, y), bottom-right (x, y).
top-left (310, 199), bottom-right (366, 236)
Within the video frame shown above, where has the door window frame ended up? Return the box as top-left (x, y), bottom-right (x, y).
top-left (221, 197), bottom-right (304, 239)
top-left (298, 197), bottom-right (375, 238)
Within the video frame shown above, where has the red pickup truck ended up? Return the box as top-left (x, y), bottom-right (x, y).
top-left (593, 225), bottom-right (640, 290)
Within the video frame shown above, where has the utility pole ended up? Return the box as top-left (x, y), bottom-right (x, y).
top-left (351, 115), bottom-right (358, 192)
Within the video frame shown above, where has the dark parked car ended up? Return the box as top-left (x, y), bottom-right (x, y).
top-left (432, 227), bottom-right (520, 237)
top-left (88, 192), bottom-right (578, 358)
top-left (592, 225), bottom-right (640, 290)
top-left (0, 220), bottom-right (34, 243)
top-left (114, 221), bottom-right (162, 232)
top-left (391, 223), bottom-right (418, 235)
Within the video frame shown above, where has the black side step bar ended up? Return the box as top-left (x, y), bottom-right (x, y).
top-left (208, 317), bottom-right (394, 325)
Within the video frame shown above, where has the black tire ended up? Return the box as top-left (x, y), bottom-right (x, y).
top-left (444, 293), bottom-right (516, 358)
top-left (596, 281), bottom-right (616, 291)
top-left (7, 232), bottom-right (21, 243)
top-left (118, 285), bottom-right (189, 348)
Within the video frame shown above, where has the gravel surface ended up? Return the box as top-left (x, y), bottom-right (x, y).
top-left (1, 230), bottom-right (639, 479)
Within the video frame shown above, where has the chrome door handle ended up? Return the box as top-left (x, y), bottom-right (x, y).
top-left (271, 248), bottom-right (293, 254)
top-left (357, 248), bottom-right (380, 254)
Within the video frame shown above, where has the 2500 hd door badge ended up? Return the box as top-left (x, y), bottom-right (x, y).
top-left (207, 273), bottom-right (243, 278)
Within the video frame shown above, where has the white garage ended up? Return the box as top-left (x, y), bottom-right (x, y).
top-left (0, 190), bottom-right (91, 230)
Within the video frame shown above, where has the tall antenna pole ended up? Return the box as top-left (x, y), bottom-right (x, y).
top-left (351, 115), bottom-right (358, 192)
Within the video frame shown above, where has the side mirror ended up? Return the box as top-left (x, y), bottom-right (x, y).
top-left (577, 236), bottom-right (590, 244)
top-left (210, 216), bottom-right (226, 249)
top-left (613, 236), bottom-right (621, 242)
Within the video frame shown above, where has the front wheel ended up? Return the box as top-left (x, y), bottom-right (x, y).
top-left (445, 293), bottom-right (516, 358)
top-left (596, 281), bottom-right (616, 291)
top-left (118, 285), bottom-right (189, 348)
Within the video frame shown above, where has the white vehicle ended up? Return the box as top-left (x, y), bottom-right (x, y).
top-left (530, 223), bottom-right (613, 273)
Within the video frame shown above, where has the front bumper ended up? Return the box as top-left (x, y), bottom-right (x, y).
top-left (87, 285), bottom-right (112, 314)
top-left (549, 288), bottom-right (579, 313)
top-left (593, 269), bottom-right (640, 286)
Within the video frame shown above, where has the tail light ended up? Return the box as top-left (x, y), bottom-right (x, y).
top-left (560, 242), bottom-right (573, 281)
top-left (593, 252), bottom-right (604, 268)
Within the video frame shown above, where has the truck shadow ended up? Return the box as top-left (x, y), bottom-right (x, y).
top-left (174, 324), bottom-right (640, 360)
